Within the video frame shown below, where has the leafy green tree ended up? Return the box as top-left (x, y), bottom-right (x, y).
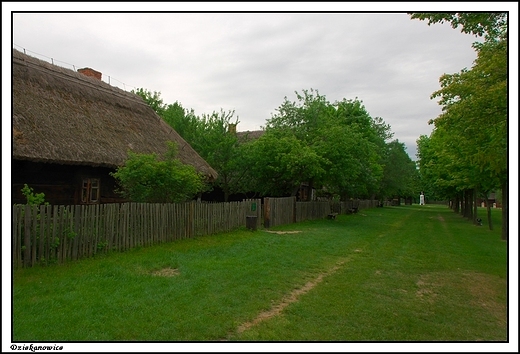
top-left (409, 12), bottom-right (507, 41)
top-left (416, 134), bottom-right (454, 202)
top-left (265, 89), bottom-right (390, 200)
top-left (411, 12), bottom-right (508, 239)
top-left (240, 129), bottom-right (326, 197)
top-left (133, 88), bottom-right (246, 202)
top-left (194, 110), bottom-right (242, 201)
top-left (132, 88), bottom-right (166, 116)
top-left (162, 102), bottom-right (202, 148)
top-left (110, 142), bottom-right (206, 203)
top-left (380, 140), bottom-right (419, 201)
top-left (332, 98), bottom-right (389, 198)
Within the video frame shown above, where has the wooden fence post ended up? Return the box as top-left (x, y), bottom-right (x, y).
top-left (264, 198), bottom-right (270, 229)
top-left (23, 205), bottom-right (31, 267)
top-left (292, 196), bottom-right (297, 223)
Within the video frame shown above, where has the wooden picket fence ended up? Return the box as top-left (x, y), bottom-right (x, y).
top-left (262, 196), bottom-right (334, 228)
top-left (12, 200), bottom-right (261, 268)
top-left (12, 197), bottom-right (381, 268)
top-left (263, 197), bottom-right (380, 228)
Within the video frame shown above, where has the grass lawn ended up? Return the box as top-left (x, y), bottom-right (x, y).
top-left (11, 204), bottom-right (509, 347)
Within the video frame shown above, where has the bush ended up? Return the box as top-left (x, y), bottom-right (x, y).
top-left (111, 142), bottom-right (206, 203)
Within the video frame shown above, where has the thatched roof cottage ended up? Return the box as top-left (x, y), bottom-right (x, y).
top-left (12, 49), bottom-right (217, 205)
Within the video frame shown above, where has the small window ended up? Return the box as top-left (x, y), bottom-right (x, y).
top-left (82, 178), bottom-right (100, 204)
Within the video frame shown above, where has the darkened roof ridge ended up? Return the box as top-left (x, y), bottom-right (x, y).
top-left (13, 49), bottom-right (146, 106)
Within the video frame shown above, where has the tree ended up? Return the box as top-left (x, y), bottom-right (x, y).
top-left (411, 12), bottom-right (508, 239)
top-left (162, 102), bottom-right (203, 148)
top-left (133, 88), bottom-right (246, 202)
top-left (240, 129), bottom-right (326, 197)
top-left (194, 109), bottom-right (242, 201)
top-left (409, 12), bottom-right (507, 42)
top-left (110, 142), bottom-right (206, 203)
top-left (380, 140), bottom-right (419, 202)
top-left (132, 88), bottom-right (166, 116)
top-left (265, 89), bottom-right (391, 200)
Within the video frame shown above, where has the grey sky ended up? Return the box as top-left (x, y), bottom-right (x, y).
top-left (8, 7), bottom-right (490, 160)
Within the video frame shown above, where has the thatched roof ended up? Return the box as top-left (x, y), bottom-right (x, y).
top-left (12, 49), bottom-right (217, 181)
top-left (236, 130), bottom-right (265, 142)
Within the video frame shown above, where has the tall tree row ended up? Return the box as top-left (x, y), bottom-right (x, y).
top-left (411, 12), bottom-right (508, 240)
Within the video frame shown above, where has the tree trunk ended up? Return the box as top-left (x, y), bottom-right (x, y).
top-left (464, 189), bottom-right (473, 220)
top-left (461, 190), bottom-right (466, 216)
top-left (485, 195), bottom-right (493, 230)
top-left (501, 180), bottom-right (508, 241)
top-left (290, 185), bottom-right (300, 198)
top-left (306, 180), bottom-right (314, 201)
top-left (454, 194), bottom-right (460, 213)
top-left (472, 188), bottom-right (478, 225)
top-left (222, 175), bottom-right (230, 202)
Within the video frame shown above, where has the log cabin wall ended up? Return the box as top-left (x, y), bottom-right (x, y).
top-left (12, 160), bottom-right (125, 205)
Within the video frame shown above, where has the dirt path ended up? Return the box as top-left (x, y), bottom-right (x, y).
top-left (235, 256), bottom-right (350, 334)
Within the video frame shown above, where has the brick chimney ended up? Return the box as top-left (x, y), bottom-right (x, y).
top-left (77, 67), bottom-right (102, 80)
top-left (228, 123), bottom-right (237, 134)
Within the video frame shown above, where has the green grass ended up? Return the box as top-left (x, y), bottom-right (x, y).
top-left (12, 205), bottom-right (507, 342)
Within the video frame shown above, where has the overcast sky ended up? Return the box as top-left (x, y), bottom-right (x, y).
top-left (7, 4), bottom-right (508, 160)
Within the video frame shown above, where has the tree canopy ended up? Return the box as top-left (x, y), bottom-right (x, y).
top-left (110, 142), bottom-right (206, 203)
top-left (134, 87), bottom-right (419, 202)
top-left (410, 12), bottom-right (508, 239)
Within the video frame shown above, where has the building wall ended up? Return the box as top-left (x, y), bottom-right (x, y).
top-left (12, 160), bottom-right (125, 205)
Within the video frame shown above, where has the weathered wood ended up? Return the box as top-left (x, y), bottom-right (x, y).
top-left (23, 205), bottom-right (31, 267)
top-left (51, 205), bottom-right (58, 263)
top-left (264, 198), bottom-right (270, 229)
top-left (13, 205), bottom-right (21, 267)
top-left (73, 205), bottom-right (80, 260)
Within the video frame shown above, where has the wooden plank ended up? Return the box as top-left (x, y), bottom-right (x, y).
top-left (162, 203), bottom-right (167, 242)
top-left (23, 205), bottom-right (31, 267)
top-left (57, 206), bottom-right (64, 263)
top-left (90, 204), bottom-right (96, 254)
top-left (123, 203), bottom-right (129, 251)
top-left (63, 205), bottom-right (70, 261)
top-left (38, 205), bottom-right (46, 264)
top-left (264, 198), bottom-right (270, 229)
top-left (88, 204), bottom-right (94, 258)
top-left (112, 204), bottom-right (118, 251)
top-left (143, 203), bottom-right (148, 246)
top-left (106, 204), bottom-right (112, 253)
top-left (44, 205), bottom-right (51, 262)
top-left (114, 204), bottom-right (120, 252)
top-left (137, 203), bottom-right (142, 246)
top-left (156, 203), bottom-right (160, 242)
top-left (173, 203), bottom-right (177, 241)
top-left (99, 204), bottom-right (106, 254)
top-left (13, 205), bottom-right (20, 268)
top-left (30, 206), bottom-right (38, 266)
top-left (66, 206), bottom-right (73, 261)
top-left (51, 205), bottom-right (58, 263)
top-left (89, 204), bottom-right (95, 257)
top-left (128, 203), bottom-right (133, 248)
top-left (119, 203), bottom-right (125, 251)
top-left (72, 205), bottom-right (80, 260)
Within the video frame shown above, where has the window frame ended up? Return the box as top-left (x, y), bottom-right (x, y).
top-left (81, 178), bottom-right (100, 204)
